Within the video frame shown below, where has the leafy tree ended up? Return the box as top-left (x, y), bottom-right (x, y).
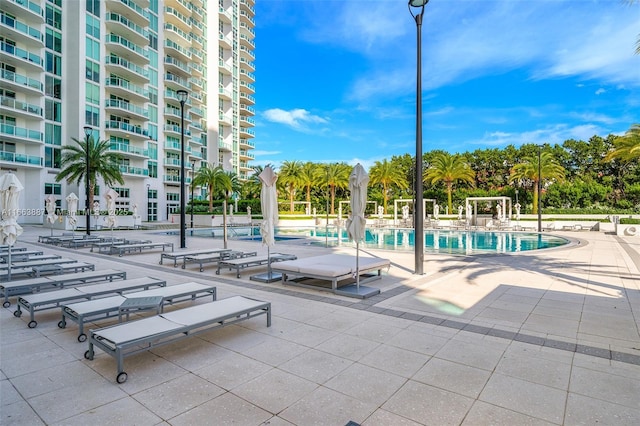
top-left (369, 159), bottom-right (408, 213)
top-left (424, 152), bottom-right (475, 213)
top-left (299, 162), bottom-right (321, 206)
top-left (279, 160), bottom-right (303, 213)
top-left (509, 149), bottom-right (566, 214)
top-left (192, 163), bottom-right (227, 212)
top-left (56, 136), bottom-right (124, 208)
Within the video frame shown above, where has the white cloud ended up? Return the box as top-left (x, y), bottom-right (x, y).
top-left (595, 88), bottom-right (606, 95)
top-left (262, 108), bottom-right (328, 131)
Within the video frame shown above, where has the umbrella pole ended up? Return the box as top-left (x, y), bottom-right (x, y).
top-left (7, 246), bottom-right (11, 282)
top-left (356, 241), bottom-right (360, 290)
top-left (267, 245), bottom-right (271, 278)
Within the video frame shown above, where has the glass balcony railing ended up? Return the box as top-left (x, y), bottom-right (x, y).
top-left (8, 0), bottom-right (43, 17)
top-left (239, 138), bottom-right (255, 148)
top-left (164, 158), bottom-right (181, 166)
top-left (164, 124), bottom-right (191, 136)
top-left (0, 123), bottom-right (42, 141)
top-left (0, 68), bottom-right (42, 91)
top-left (117, 0), bottom-right (149, 20)
top-left (164, 56), bottom-right (189, 72)
top-left (0, 96), bottom-right (42, 116)
top-left (105, 54), bottom-right (149, 78)
top-left (105, 12), bottom-right (148, 39)
top-left (0, 41), bottom-right (42, 66)
top-left (105, 99), bottom-right (148, 118)
top-left (106, 33), bottom-right (148, 58)
top-left (105, 120), bottom-right (148, 137)
top-left (164, 23), bottom-right (191, 42)
top-left (164, 39), bottom-right (191, 59)
top-left (1, 12), bottom-right (42, 41)
top-left (105, 77), bottom-right (148, 97)
top-left (119, 165), bottom-right (149, 176)
top-left (164, 175), bottom-right (191, 184)
top-left (0, 150), bottom-right (42, 166)
top-left (109, 142), bottom-right (148, 156)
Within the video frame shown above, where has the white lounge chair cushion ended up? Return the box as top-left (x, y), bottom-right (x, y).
top-left (64, 296), bottom-right (127, 315)
top-left (161, 296), bottom-right (265, 326)
top-left (95, 316), bottom-right (183, 344)
top-left (274, 254), bottom-right (390, 277)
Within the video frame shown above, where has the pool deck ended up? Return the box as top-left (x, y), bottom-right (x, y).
top-left (2, 225), bottom-right (639, 425)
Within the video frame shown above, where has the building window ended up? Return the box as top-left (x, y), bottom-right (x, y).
top-left (45, 123), bottom-right (61, 145)
top-left (85, 82), bottom-right (99, 105)
top-left (45, 76), bottom-right (61, 99)
top-left (45, 28), bottom-right (62, 53)
top-left (85, 105), bottom-right (99, 126)
top-left (44, 183), bottom-right (62, 195)
top-left (46, 52), bottom-right (62, 75)
top-left (148, 161), bottom-right (157, 178)
top-left (113, 188), bottom-right (130, 198)
top-left (45, 99), bottom-right (62, 122)
top-left (85, 37), bottom-right (100, 61)
top-left (86, 0), bottom-right (100, 17)
top-left (45, 146), bottom-right (61, 168)
top-left (46, 4), bottom-right (62, 30)
top-left (86, 14), bottom-right (100, 39)
top-left (85, 59), bottom-right (99, 82)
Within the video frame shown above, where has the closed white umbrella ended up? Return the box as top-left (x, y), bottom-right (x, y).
top-left (66, 193), bottom-right (79, 231)
top-left (45, 195), bottom-right (58, 236)
top-left (251, 166), bottom-right (280, 282)
top-left (0, 173), bottom-right (24, 281)
top-left (345, 163), bottom-right (369, 289)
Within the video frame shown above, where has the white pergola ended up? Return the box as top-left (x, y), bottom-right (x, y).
top-left (337, 200), bottom-right (378, 221)
top-left (465, 196), bottom-right (512, 225)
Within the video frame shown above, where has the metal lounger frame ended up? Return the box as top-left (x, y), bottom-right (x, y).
top-left (85, 296), bottom-right (271, 383)
top-left (159, 248), bottom-right (231, 267)
top-left (185, 250), bottom-right (255, 272)
top-left (1, 269), bottom-right (126, 307)
top-left (216, 253), bottom-right (296, 278)
top-left (15, 277), bottom-right (166, 328)
top-left (61, 282), bottom-right (217, 341)
top-left (110, 242), bottom-right (174, 257)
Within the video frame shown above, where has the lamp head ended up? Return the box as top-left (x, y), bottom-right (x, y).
top-left (83, 126), bottom-right (92, 138)
top-left (176, 89), bottom-right (188, 103)
top-left (409, 0), bottom-right (429, 7)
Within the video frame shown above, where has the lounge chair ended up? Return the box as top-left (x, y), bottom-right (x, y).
top-left (157, 248), bottom-right (231, 268)
top-left (60, 282), bottom-right (217, 341)
top-left (185, 250), bottom-right (256, 272)
top-left (270, 253), bottom-right (390, 298)
top-left (14, 277), bottom-right (166, 328)
top-left (108, 242), bottom-right (174, 256)
top-left (216, 253), bottom-right (296, 278)
top-left (85, 296), bottom-right (271, 383)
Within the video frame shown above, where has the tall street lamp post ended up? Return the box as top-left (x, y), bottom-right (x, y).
top-left (83, 126), bottom-right (92, 236)
top-left (146, 183), bottom-right (150, 222)
top-left (409, 0), bottom-right (428, 275)
top-left (190, 161), bottom-right (195, 231)
top-left (537, 146), bottom-right (542, 233)
top-left (177, 89), bottom-right (188, 248)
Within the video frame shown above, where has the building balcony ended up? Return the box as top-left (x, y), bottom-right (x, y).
top-left (240, 0), bottom-right (256, 14)
top-left (0, 69), bottom-right (42, 94)
top-left (109, 0), bottom-right (149, 26)
top-left (240, 104), bottom-right (255, 116)
top-left (163, 158), bottom-right (181, 167)
top-left (171, 0), bottom-right (192, 16)
top-left (188, 77), bottom-right (204, 89)
top-left (164, 38), bottom-right (191, 62)
top-left (105, 77), bottom-right (148, 102)
top-left (190, 17), bottom-right (205, 36)
top-left (239, 150), bottom-right (254, 160)
top-left (240, 57), bottom-right (255, 71)
top-left (240, 92), bottom-right (255, 105)
top-left (240, 115), bottom-right (255, 126)
top-left (240, 81), bottom-right (255, 94)
top-left (239, 34), bottom-right (255, 49)
top-left (164, 175), bottom-right (191, 184)
top-left (0, 12), bottom-right (43, 47)
top-left (105, 120), bottom-right (149, 139)
top-left (189, 106), bottom-right (203, 117)
top-left (240, 22), bottom-right (255, 38)
top-left (218, 58), bottom-right (232, 75)
top-left (240, 69), bottom-right (255, 83)
top-left (164, 6), bottom-right (191, 28)
top-left (0, 150), bottom-right (42, 167)
top-left (105, 99), bottom-right (148, 121)
top-left (105, 12), bottom-right (149, 46)
top-left (119, 165), bottom-right (149, 177)
top-left (239, 138), bottom-right (255, 149)
top-left (3, 0), bottom-right (44, 24)
top-left (0, 96), bottom-right (42, 119)
top-left (218, 137), bottom-right (232, 152)
top-left (239, 45), bottom-right (255, 61)
top-left (218, 6), bottom-right (232, 24)
top-left (218, 32), bottom-right (232, 49)
top-left (0, 123), bottom-right (42, 144)
top-left (105, 54), bottom-right (149, 83)
top-left (218, 86), bottom-right (232, 101)
top-left (106, 33), bottom-right (148, 62)
top-left (109, 142), bottom-right (148, 158)
top-left (164, 73), bottom-right (190, 92)
top-left (189, 61), bottom-right (204, 77)
top-left (164, 55), bottom-right (190, 74)
top-left (0, 41), bottom-right (43, 71)
top-left (163, 107), bottom-right (180, 120)
top-left (164, 22), bottom-right (191, 45)
top-left (239, 10), bottom-right (255, 26)
top-left (164, 124), bottom-right (191, 137)
top-left (218, 112), bottom-right (232, 126)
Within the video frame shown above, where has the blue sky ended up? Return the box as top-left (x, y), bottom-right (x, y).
top-left (252, 0), bottom-right (640, 170)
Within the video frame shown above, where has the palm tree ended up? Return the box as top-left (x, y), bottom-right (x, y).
top-left (279, 160), bottom-right (303, 213)
top-left (424, 152), bottom-right (475, 213)
top-left (509, 150), bottom-right (566, 214)
top-left (299, 162), bottom-right (321, 209)
top-left (323, 162), bottom-right (351, 214)
top-left (605, 123), bottom-right (640, 162)
top-left (56, 136), bottom-right (124, 208)
top-left (241, 165), bottom-right (265, 200)
top-left (192, 163), bottom-right (227, 212)
top-left (369, 159), bottom-right (408, 213)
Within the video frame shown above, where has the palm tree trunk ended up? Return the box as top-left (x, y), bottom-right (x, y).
top-left (330, 185), bottom-right (336, 214)
top-left (383, 183), bottom-right (388, 214)
top-left (532, 181), bottom-right (539, 215)
top-left (208, 184), bottom-right (214, 212)
top-left (289, 185), bottom-right (294, 213)
top-left (447, 182), bottom-right (453, 214)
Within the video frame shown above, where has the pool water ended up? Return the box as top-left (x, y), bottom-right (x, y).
top-left (176, 226), bottom-right (569, 254)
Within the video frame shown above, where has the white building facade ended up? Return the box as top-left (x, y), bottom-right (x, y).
top-left (0, 0), bottom-right (255, 223)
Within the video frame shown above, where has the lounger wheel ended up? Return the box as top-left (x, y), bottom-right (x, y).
top-left (3, 301), bottom-right (9, 308)
top-left (13, 310), bottom-right (21, 317)
top-left (116, 372), bottom-right (128, 384)
top-left (84, 350), bottom-right (93, 360)
top-left (57, 320), bottom-right (66, 328)
top-left (28, 320), bottom-right (37, 328)
top-left (77, 333), bottom-right (87, 342)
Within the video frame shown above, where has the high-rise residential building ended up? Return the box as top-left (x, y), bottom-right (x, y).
top-left (0, 0), bottom-right (255, 224)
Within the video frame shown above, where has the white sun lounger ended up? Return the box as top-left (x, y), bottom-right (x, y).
top-left (1, 269), bottom-right (127, 307)
top-left (159, 248), bottom-right (232, 267)
top-left (0, 258), bottom-right (78, 271)
top-left (14, 277), bottom-right (166, 328)
top-left (60, 282), bottom-right (217, 342)
top-left (0, 250), bottom-right (44, 262)
top-left (109, 242), bottom-right (174, 256)
top-left (85, 295), bottom-right (272, 383)
top-left (216, 253), bottom-right (296, 278)
top-left (185, 250), bottom-right (256, 272)
top-left (271, 254), bottom-right (390, 298)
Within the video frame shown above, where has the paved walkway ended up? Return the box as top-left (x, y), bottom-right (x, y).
top-left (2, 226), bottom-right (639, 425)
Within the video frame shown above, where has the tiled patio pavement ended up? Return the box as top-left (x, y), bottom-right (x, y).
top-left (1, 226), bottom-right (639, 425)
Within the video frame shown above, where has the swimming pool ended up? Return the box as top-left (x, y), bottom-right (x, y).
top-left (171, 226), bottom-right (570, 254)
